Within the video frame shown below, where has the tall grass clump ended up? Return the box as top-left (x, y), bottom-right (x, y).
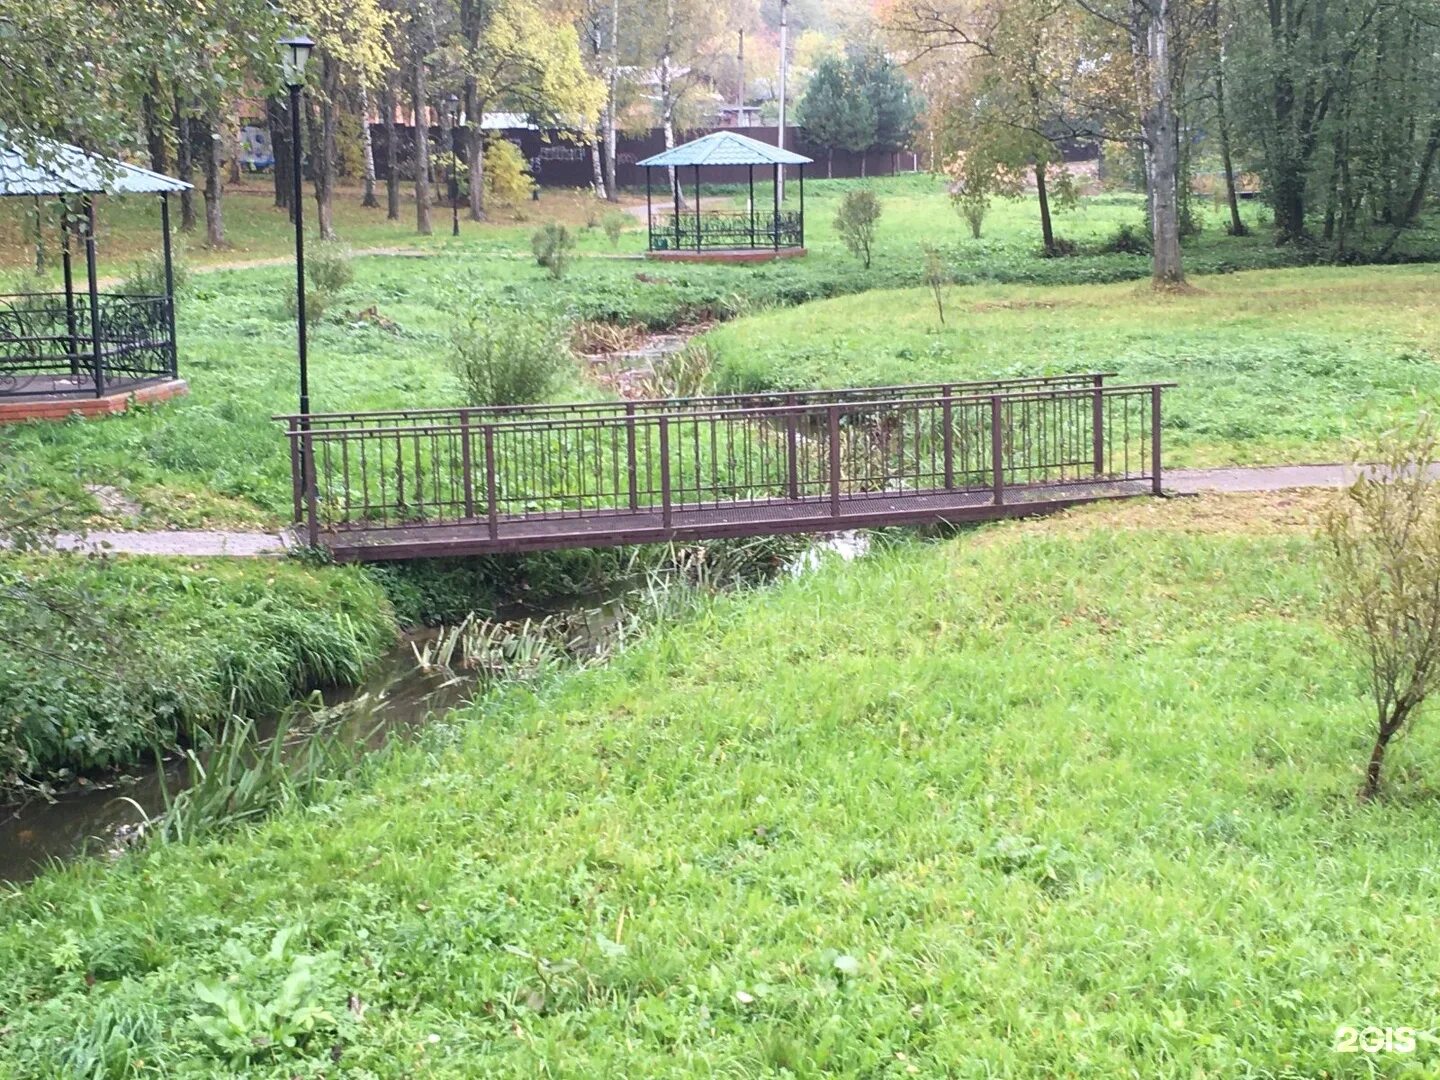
top-left (449, 303), bottom-right (573, 407)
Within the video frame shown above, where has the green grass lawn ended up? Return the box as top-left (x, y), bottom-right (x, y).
top-left (4, 496), bottom-right (1439, 1076)
top-left (707, 264), bottom-right (1440, 467)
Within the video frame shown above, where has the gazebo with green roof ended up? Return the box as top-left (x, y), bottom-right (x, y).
top-left (0, 136), bottom-right (189, 420)
top-left (638, 131), bottom-right (813, 262)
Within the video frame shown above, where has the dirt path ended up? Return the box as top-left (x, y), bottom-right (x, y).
top-left (41, 464), bottom-right (1374, 558)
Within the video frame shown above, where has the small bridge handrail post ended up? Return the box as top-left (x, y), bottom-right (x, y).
top-left (1091, 375), bottom-right (1105, 476)
top-left (625, 403), bottom-right (639, 511)
top-left (990, 395), bottom-right (1004, 506)
top-left (302, 425), bottom-right (320, 548)
top-left (828, 405), bottom-right (841, 517)
top-left (942, 387), bottom-right (955, 490)
top-left (288, 417), bottom-right (303, 524)
top-left (483, 424), bottom-right (499, 539)
top-left (460, 409), bottom-right (476, 519)
top-left (659, 417), bottom-right (672, 531)
top-left (785, 395), bottom-right (800, 500)
top-left (1151, 384), bottom-right (1163, 495)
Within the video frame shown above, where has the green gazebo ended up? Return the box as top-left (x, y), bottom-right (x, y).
top-left (638, 131), bottom-right (812, 262)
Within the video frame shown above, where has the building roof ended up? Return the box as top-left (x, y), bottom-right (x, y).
top-left (637, 130), bottom-right (812, 168)
top-left (0, 137), bottom-right (190, 197)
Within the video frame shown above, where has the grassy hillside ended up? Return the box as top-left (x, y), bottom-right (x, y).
top-left (708, 264), bottom-right (1440, 467)
top-left (3, 494), bottom-right (1438, 1076)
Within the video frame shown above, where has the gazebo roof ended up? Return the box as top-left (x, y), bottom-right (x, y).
top-left (637, 131), bottom-right (812, 168)
top-left (0, 137), bottom-right (190, 197)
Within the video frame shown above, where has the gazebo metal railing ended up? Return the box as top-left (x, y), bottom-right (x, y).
top-left (649, 209), bottom-right (805, 252)
top-left (0, 292), bottom-right (175, 397)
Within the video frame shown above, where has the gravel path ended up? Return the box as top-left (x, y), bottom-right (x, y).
top-left (38, 464), bottom-right (1375, 559)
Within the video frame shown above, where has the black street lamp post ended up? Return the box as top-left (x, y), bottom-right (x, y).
top-left (280, 33), bottom-right (315, 417)
top-left (446, 95), bottom-right (461, 238)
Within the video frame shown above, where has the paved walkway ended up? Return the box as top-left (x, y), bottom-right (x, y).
top-left (38, 464), bottom-right (1369, 559)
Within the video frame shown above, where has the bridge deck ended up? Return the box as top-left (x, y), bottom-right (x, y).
top-left (314, 478), bottom-right (1152, 561)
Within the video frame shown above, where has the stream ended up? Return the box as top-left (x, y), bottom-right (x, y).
top-left (0, 535), bottom-right (869, 885)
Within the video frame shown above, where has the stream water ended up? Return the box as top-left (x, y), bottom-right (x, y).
top-left (0, 534), bottom-right (869, 884)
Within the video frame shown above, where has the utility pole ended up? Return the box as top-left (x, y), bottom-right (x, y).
top-left (777, 0), bottom-right (788, 202)
top-left (737, 29), bottom-right (745, 124)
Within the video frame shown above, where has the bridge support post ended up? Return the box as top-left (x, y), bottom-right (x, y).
top-left (990, 395), bottom-right (1004, 506)
top-left (626, 404), bottom-right (639, 511)
top-left (302, 426), bottom-right (320, 548)
top-left (828, 406), bottom-right (841, 517)
top-left (460, 409), bottom-right (475, 518)
top-left (483, 424), bottom-right (499, 539)
top-left (1151, 385), bottom-right (1163, 495)
top-left (942, 387), bottom-right (955, 489)
top-left (1092, 376), bottom-right (1105, 476)
top-left (289, 418), bottom-right (303, 523)
top-left (786, 396), bottom-right (800, 500)
top-left (659, 417), bottom-right (672, 531)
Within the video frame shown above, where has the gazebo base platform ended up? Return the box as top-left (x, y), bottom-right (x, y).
top-left (646, 247), bottom-right (807, 264)
top-left (0, 377), bottom-right (189, 424)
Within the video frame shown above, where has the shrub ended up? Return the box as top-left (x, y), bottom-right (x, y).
top-left (449, 306), bottom-right (572, 407)
top-left (484, 138), bottom-right (534, 208)
top-left (306, 242), bottom-right (354, 294)
top-left (602, 211), bottom-right (628, 247)
top-left (1324, 414), bottom-right (1440, 799)
top-left (959, 198), bottom-right (986, 239)
top-left (834, 188), bottom-right (882, 269)
top-left (531, 223), bottom-right (576, 279)
top-left (284, 286), bottom-right (331, 327)
top-left (118, 244), bottom-right (192, 296)
top-left (1040, 236), bottom-right (1078, 258)
top-left (1098, 223), bottom-right (1151, 255)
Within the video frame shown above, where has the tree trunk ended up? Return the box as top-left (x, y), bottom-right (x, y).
top-left (1035, 162), bottom-right (1055, 253)
top-left (359, 86), bottom-right (380, 209)
top-left (466, 81), bottom-right (486, 221)
top-left (1215, 46), bottom-right (1246, 235)
top-left (381, 78), bottom-right (401, 220)
top-left (827, 149), bottom-right (833, 180)
top-left (660, 0), bottom-right (687, 211)
top-left (1144, 0), bottom-right (1184, 287)
top-left (142, 74), bottom-right (169, 174)
top-left (591, 130), bottom-right (606, 200)
top-left (1402, 116), bottom-right (1440, 225)
top-left (269, 95), bottom-right (292, 215)
top-left (201, 109), bottom-right (225, 248)
top-left (308, 55), bottom-right (339, 242)
top-left (173, 93), bottom-right (196, 233)
top-left (411, 57), bottom-right (432, 235)
top-left (604, 0), bottom-right (620, 201)
top-left (228, 119), bottom-right (243, 185)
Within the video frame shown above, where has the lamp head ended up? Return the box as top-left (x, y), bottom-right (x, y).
top-left (279, 34), bottom-right (316, 87)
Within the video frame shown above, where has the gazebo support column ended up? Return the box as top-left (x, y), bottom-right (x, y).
top-left (748, 165), bottom-right (755, 247)
top-left (693, 165), bottom-right (701, 253)
top-left (60, 201), bottom-right (79, 377)
top-left (798, 164), bottom-right (805, 247)
top-left (644, 167), bottom-right (653, 251)
top-left (83, 197), bottom-right (104, 398)
top-left (161, 192), bottom-right (178, 377)
top-left (673, 167), bottom-right (681, 250)
top-left (772, 164), bottom-right (780, 251)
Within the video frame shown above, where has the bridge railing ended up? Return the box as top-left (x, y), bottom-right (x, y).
top-left (281, 380), bottom-right (1171, 548)
top-left (276, 372), bottom-right (1116, 431)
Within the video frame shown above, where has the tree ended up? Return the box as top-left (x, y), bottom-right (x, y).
top-left (797, 55), bottom-right (873, 177)
top-left (834, 187), bottom-right (882, 267)
top-left (446, 0), bottom-right (602, 221)
top-left (286, 0), bottom-right (391, 240)
top-left (1324, 416), bottom-right (1440, 799)
top-left (856, 50), bottom-right (922, 171)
